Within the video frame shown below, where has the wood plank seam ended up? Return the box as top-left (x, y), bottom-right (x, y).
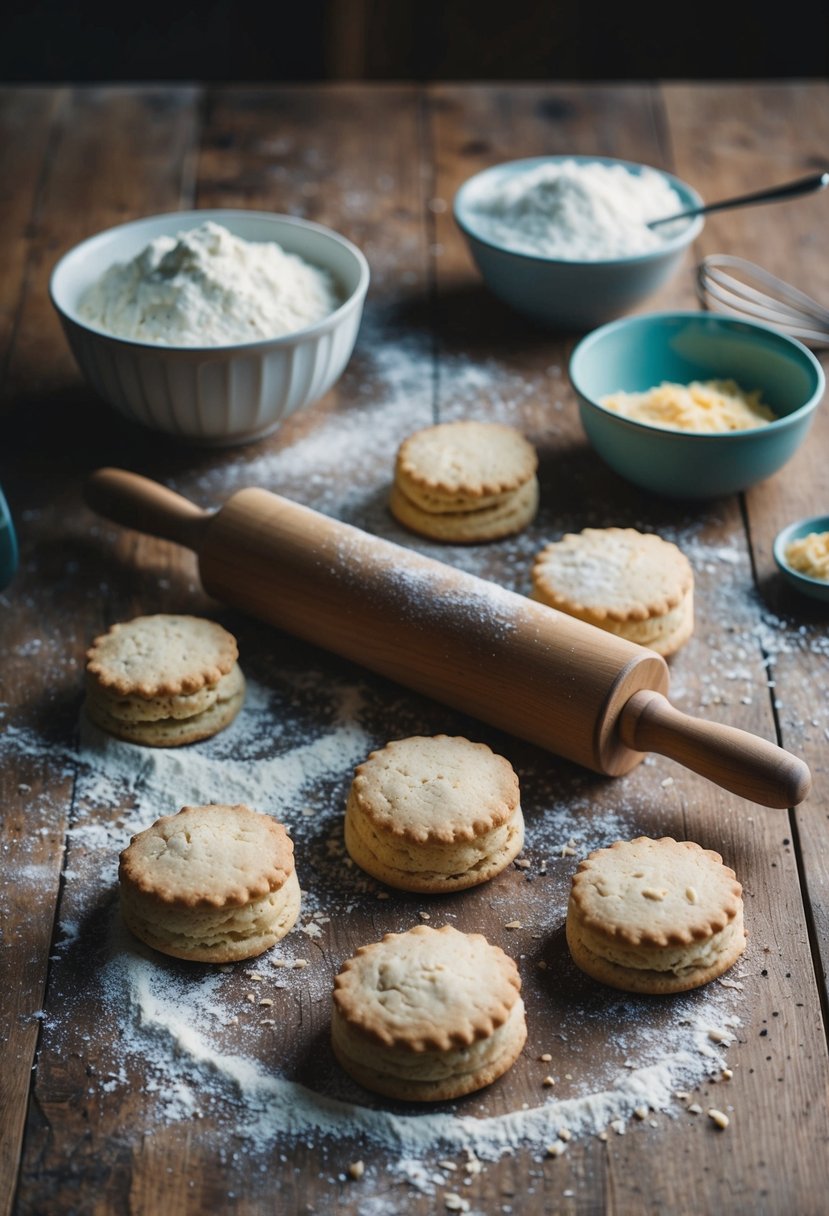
top-left (179, 84), bottom-right (208, 211)
top-left (739, 472), bottom-right (829, 1052)
top-left (8, 769), bottom-right (80, 1216)
top-left (0, 88), bottom-right (68, 399)
top-left (420, 86), bottom-right (442, 426)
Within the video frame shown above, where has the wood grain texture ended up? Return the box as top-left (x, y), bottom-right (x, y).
top-left (665, 79), bottom-right (829, 1014)
top-left (429, 81), bottom-right (829, 1216)
top-left (0, 88), bottom-right (74, 1216)
top-left (0, 86), bottom-right (203, 1216)
top-left (1, 81), bottom-right (828, 1216)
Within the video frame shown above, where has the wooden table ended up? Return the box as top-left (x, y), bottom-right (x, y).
top-left (2, 82), bottom-right (829, 1216)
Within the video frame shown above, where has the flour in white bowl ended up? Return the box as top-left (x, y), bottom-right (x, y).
top-left (464, 160), bottom-right (689, 260)
top-left (78, 220), bottom-right (340, 346)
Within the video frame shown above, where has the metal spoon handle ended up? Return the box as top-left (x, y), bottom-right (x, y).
top-left (649, 170), bottom-right (829, 228)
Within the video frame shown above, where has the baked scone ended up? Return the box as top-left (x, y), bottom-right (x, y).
top-left (331, 924), bottom-right (527, 1101)
top-left (389, 419), bottom-right (539, 542)
top-left (344, 734), bottom-right (524, 893)
top-left (85, 613), bottom-right (245, 746)
top-left (566, 836), bottom-right (746, 994)
top-left (532, 527), bottom-right (694, 657)
top-left (119, 803), bottom-right (301, 962)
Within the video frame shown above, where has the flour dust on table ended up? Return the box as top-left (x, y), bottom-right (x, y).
top-left (5, 652), bottom-right (747, 1206)
top-left (7, 300), bottom-right (819, 1206)
top-left (7, 307), bottom-right (825, 1200)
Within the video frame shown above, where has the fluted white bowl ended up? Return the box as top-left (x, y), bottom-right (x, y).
top-left (49, 209), bottom-right (370, 446)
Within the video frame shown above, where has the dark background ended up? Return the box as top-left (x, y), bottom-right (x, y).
top-left (5, 0), bottom-right (829, 82)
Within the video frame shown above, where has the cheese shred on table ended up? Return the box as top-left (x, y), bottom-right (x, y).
top-left (600, 379), bottom-right (776, 433)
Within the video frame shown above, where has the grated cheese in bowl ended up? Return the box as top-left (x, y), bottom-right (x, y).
top-left (784, 531), bottom-right (829, 581)
top-left (599, 379), bottom-right (776, 434)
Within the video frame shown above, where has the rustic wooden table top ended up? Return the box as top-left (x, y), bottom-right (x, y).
top-left (2, 81), bottom-right (829, 1216)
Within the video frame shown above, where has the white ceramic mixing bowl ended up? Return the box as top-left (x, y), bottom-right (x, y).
top-left (50, 209), bottom-right (370, 446)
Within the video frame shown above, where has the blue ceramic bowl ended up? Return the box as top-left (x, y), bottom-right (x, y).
top-left (453, 155), bottom-right (704, 331)
top-left (0, 485), bottom-right (18, 592)
top-left (773, 515), bottom-right (829, 602)
top-left (570, 311), bottom-right (825, 499)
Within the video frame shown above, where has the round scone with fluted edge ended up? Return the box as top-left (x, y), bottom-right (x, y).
top-left (85, 613), bottom-right (245, 746)
top-left (389, 419), bottom-right (539, 542)
top-left (344, 734), bottom-right (525, 893)
top-left (566, 836), bottom-right (746, 994)
top-left (332, 924), bottom-right (527, 1101)
top-left (532, 527), bottom-right (694, 657)
top-left (119, 803), bottom-right (301, 962)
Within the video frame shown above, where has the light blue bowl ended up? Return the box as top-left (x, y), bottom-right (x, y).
top-left (0, 485), bottom-right (18, 592)
top-left (773, 514), bottom-right (829, 602)
top-left (453, 155), bottom-right (704, 331)
top-left (570, 311), bottom-right (825, 499)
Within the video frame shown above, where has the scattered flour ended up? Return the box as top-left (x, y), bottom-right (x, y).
top-left (115, 938), bottom-right (738, 1160)
top-left (8, 301), bottom-right (822, 1206)
top-left (463, 160), bottom-right (689, 260)
top-left (5, 659), bottom-right (746, 1204)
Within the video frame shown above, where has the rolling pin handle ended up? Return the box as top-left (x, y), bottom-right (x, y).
top-left (618, 688), bottom-right (811, 809)
top-left (84, 468), bottom-right (212, 553)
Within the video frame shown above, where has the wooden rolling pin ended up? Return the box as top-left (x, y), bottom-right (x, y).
top-left (85, 468), bottom-right (811, 809)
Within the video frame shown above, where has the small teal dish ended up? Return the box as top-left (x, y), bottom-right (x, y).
top-left (570, 311), bottom-right (825, 499)
top-left (773, 515), bottom-right (829, 602)
top-left (453, 155), bottom-right (704, 331)
top-left (0, 485), bottom-right (18, 591)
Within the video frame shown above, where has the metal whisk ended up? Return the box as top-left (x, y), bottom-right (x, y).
top-left (697, 254), bottom-right (829, 349)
